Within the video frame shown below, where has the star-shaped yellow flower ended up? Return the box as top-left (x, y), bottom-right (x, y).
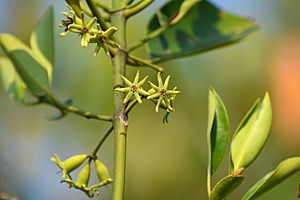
top-left (147, 72), bottom-right (180, 112)
top-left (115, 70), bottom-right (150, 104)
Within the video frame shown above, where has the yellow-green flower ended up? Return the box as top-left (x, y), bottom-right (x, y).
top-left (91, 25), bottom-right (118, 56)
top-left (59, 8), bottom-right (97, 47)
top-left (115, 70), bottom-right (150, 104)
top-left (59, 6), bottom-right (82, 36)
top-left (147, 72), bottom-right (180, 112)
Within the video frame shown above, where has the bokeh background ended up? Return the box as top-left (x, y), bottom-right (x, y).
top-left (0, 0), bottom-right (299, 199)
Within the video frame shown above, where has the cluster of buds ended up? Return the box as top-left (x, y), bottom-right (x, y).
top-left (115, 71), bottom-right (180, 114)
top-left (60, 5), bottom-right (117, 56)
top-left (51, 154), bottom-right (113, 197)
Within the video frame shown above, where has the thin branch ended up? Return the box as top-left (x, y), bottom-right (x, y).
top-left (124, 0), bottom-right (155, 19)
top-left (127, 54), bottom-right (164, 72)
top-left (91, 125), bottom-right (114, 156)
top-left (86, 0), bottom-right (109, 30)
top-left (124, 99), bottom-right (138, 114)
top-left (46, 96), bottom-right (113, 122)
top-left (95, 0), bottom-right (112, 12)
top-left (128, 25), bottom-right (167, 52)
top-left (111, 1), bottom-right (128, 199)
top-left (80, 1), bottom-right (93, 17)
top-left (123, 0), bottom-right (135, 6)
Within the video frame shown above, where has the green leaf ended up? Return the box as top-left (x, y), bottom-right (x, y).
top-left (146, 0), bottom-right (258, 63)
top-left (230, 93), bottom-right (272, 174)
top-left (242, 157), bottom-right (300, 200)
top-left (66, 0), bottom-right (82, 17)
top-left (0, 34), bottom-right (50, 97)
top-left (210, 175), bottom-right (244, 200)
top-left (207, 88), bottom-right (230, 175)
top-left (30, 6), bottom-right (54, 83)
top-left (0, 57), bottom-right (26, 103)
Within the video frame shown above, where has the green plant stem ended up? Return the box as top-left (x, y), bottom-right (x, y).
top-left (91, 125), bottom-right (114, 156)
top-left (207, 169), bottom-right (211, 196)
top-left (86, 0), bottom-right (109, 30)
top-left (124, 0), bottom-right (155, 19)
top-left (80, 1), bottom-right (93, 17)
top-left (124, 99), bottom-right (138, 114)
top-left (48, 97), bottom-right (113, 121)
top-left (123, 0), bottom-right (134, 6)
top-left (128, 25), bottom-right (168, 52)
top-left (127, 54), bottom-right (163, 72)
top-left (111, 1), bottom-right (128, 200)
top-left (95, 0), bottom-right (111, 12)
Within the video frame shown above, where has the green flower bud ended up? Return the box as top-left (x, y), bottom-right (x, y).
top-left (76, 162), bottom-right (91, 187)
top-left (148, 88), bottom-right (156, 95)
top-left (51, 154), bottom-right (88, 178)
top-left (94, 159), bottom-right (112, 183)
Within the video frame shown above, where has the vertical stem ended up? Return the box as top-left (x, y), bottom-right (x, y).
top-left (111, 1), bottom-right (127, 200)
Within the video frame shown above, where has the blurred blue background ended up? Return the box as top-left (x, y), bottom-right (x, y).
top-left (0, 0), bottom-right (299, 199)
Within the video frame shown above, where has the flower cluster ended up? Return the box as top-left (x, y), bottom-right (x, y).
top-left (115, 71), bottom-right (180, 114)
top-left (51, 154), bottom-right (113, 197)
top-left (59, 6), bottom-right (117, 56)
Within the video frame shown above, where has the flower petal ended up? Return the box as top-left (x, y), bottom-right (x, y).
top-left (123, 91), bottom-right (133, 104)
top-left (137, 75), bottom-right (148, 87)
top-left (134, 92), bottom-right (142, 103)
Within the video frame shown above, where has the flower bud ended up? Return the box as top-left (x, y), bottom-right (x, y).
top-left (148, 88), bottom-right (156, 95)
top-left (51, 154), bottom-right (88, 178)
top-left (76, 162), bottom-right (91, 187)
top-left (94, 159), bottom-right (112, 183)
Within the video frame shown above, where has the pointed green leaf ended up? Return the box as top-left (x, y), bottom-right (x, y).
top-left (207, 88), bottom-right (230, 175)
top-left (230, 93), bottom-right (272, 174)
top-left (242, 157), bottom-right (300, 200)
top-left (66, 0), bottom-right (82, 17)
top-left (210, 175), bottom-right (244, 200)
top-left (0, 57), bottom-right (26, 103)
top-left (30, 6), bottom-right (54, 83)
top-left (0, 34), bottom-right (50, 97)
top-left (146, 0), bottom-right (258, 63)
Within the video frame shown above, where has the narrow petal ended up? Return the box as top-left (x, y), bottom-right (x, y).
top-left (81, 34), bottom-right (89, 47)
top-left (81, 12), bottom-right (87, 26)
top-left (166, 90), bottom-right (180, 95)
top-left (87, 17), bottom-right (97, 29)
top-left (103, 27), bottom-right (118, 38)
top-left (96, 23), bottom-right (102, 31)
top-left (163, 75), bottom-right (171, 88)
top-left (68, 24), bottom-right (83, 31)
top-left (137, 75), bottom-right (148, 87)
top-left (102, 43), bottom-right (110, 56)
top-left (147, 92), bottom-right (161, 100)
top-left (60, 31), bottom-right (69, 37)
top-left (137, 88), bottom-right (150, 96)
top-left (134, 92), bottom-right (142, 104)
top-left (155, 97), bottom-right (163, 112)
top-left (62, 12), bottom-right (69, 17)
top-left (165, 98), bottom-right (174, 111)
top-left (93, 44), bottom-right (101, 57)
top-left (121, 76), bottom-right (133, 86)
top-left (115, 87), bottom-right (131, 92)
top-left (123, 91), bottom-right (133, 104)
top-left (157, 72), bottom-right (163, 87)
top-left (133, 70), bottom-right (140, 84)
top-left (148, 81), bottom-right (159, 91)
